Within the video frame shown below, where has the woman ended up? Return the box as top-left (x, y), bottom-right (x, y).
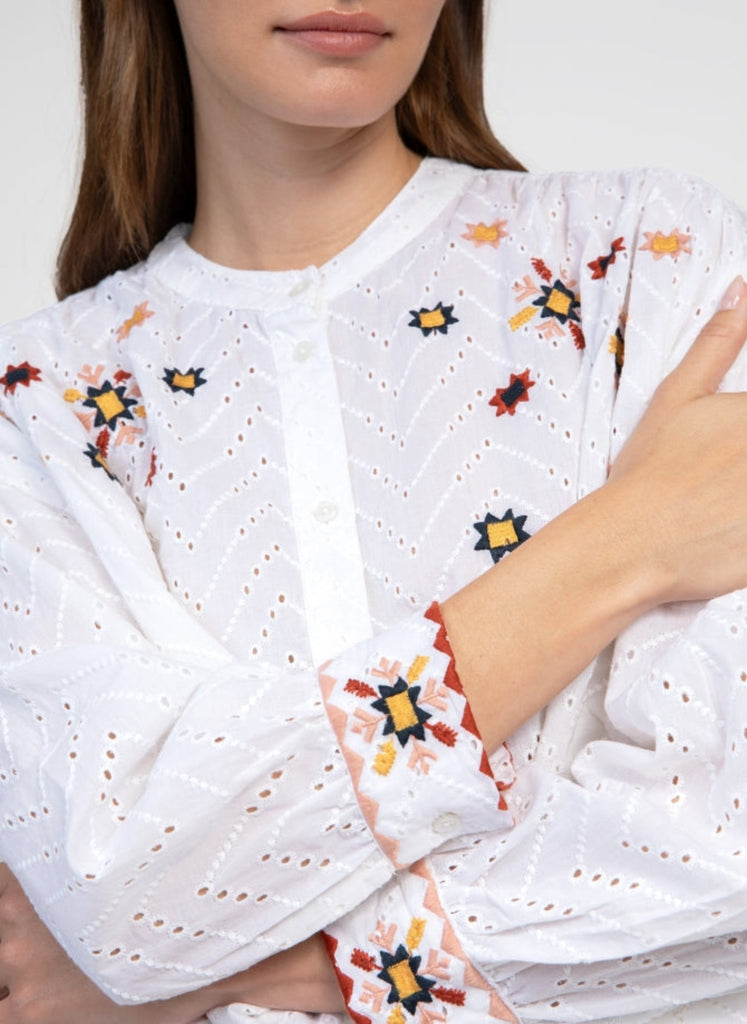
top-left (1, 1), bottom-right (747, 1022)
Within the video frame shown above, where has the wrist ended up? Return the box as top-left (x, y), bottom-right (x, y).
top-left (440, 482), bottom-right (662, 752)
top-left (201, 936), bottom-right (345, 1015)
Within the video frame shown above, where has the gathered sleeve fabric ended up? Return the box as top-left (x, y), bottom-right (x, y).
top-left (0, 378), bottom-right (509, 1003)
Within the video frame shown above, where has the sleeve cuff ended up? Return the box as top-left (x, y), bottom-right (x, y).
top-left (319, 602), bottom-right (515, 869)
top-left (321, 859), bottom-right (517, 1023)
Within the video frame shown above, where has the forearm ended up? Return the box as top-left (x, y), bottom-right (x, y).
top-left (441, 479), bottom-right (659, 753)
top-left (444, 282), bottom-right (747, 754)
top-left (133, 936), bottom-right (345, 1021)
top-left (0, 864), bottom-right (342, 1024)
top-left (198, 935), bottom-right (344, 1016)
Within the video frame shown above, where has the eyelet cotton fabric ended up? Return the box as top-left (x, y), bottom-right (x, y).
top-left (1, 158), bottom-right (747, 1024)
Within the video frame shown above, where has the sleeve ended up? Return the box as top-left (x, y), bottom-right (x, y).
top-left (321, 614), bottom-right (518, 1024)
top-left (320, 609), bottom-right (518, 1024)
top-left (0, 389), bottom-right (512, 1005)
top-left (320, 173), bottom-right (747, 1024)
top-left (321, 860), bottom-right (519, 1024)
top-left (608, 171), bottom-right (747, 444)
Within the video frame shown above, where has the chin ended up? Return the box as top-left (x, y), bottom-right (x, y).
top-left (287, 102), bottom-right (401, 133)
top-left (266, 75), bottom-right (407, 132)
top-left (293, 111), bottom-right (392, 131)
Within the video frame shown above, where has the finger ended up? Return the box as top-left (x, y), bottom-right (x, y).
top-left (661, 276), bottom-right (747, 400)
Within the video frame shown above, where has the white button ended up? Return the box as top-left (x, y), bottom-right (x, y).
top-left (293, 341), bottom-right (315, 363)
top-left (431, 812), bottom-right (462, 835)
top-left (314, 501), bottom-right (339, 524)
top-left (291, 342), bottom-right (315, 362)
top-left (289, 280), bottom-right (310, 298)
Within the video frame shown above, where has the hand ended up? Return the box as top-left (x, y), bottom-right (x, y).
top-left (0, 863), bottom-right (206, 1024)
top-left (442, 276), bottom-right (747, 750)
top-left (0, 863), bottom-right (343, 1024)
top-left (608, 274), bottom-right (747, 604)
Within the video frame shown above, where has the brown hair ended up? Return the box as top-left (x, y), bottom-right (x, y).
top-left (56, 0), bottom-right (525, 299)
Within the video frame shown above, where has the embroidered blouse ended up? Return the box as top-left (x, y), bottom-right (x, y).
top-left (1, 159), bottom-right (746, 1024)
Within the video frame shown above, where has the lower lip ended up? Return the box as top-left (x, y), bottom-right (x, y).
top-left (279, 29), bottom-right (386, 56)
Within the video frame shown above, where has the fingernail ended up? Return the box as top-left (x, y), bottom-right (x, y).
top-left (719, 275), bottom-right (747, 311)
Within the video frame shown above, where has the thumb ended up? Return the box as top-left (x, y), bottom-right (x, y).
top-left (660, 276), bottom-right (747, 401)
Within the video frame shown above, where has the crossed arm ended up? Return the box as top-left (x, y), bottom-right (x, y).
top-left (2, 280), bottom-right (747, 1023)
top-left (0, 863), bottom-right (343, 1023)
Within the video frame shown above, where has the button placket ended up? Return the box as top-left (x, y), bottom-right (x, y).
top-left (288, 279), bottom-right (310, 298)
top-left (269, 298), bottom-right (372, 664)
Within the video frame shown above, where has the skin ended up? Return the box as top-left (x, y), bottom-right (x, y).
top-left (3, 1), bottom-right (747, 1021)
top-left (442, 282), bottom-right (747, 751)
top-left (176, 0), bottom-right (447, 271)
top-left (0, 863), bottom-right (342, 1023)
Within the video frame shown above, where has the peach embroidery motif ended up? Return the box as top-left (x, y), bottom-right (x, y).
top-left (115, 301), bottom-right (155, 341)
top-left (462, 220), bottom-right (508, 249)
top-left (639, 229), bottom-right (692, 261)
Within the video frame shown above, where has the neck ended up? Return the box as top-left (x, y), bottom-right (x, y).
top-left (188, 109), bottom-right (422, 272)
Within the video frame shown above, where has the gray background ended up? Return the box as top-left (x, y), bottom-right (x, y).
top-left (1, 0), bottom-right (745, 324)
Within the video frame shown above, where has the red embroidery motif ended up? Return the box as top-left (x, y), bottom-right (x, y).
top-left (588, 237), bottom-right (626, 279)
top-left (0, 362), bottom-right (42, 395)
top-left (96, 429), bottom-right (110, 458)
top-left (345, 679), bottom-right (377, 699)
top-left (531, 257), bottom-right (553, 282)
top-left (145, 448), bottom-right (158, 488)
top-left (425, 722), bottom-right (457, 747)
top-left (489, 369), bottom-right (536, 417)
top-left (351, 949), bottom-right (378, 971)
top-left (569, 321), bottom-right (586, 351)
top-left (432, 986), bottom-right (466, 1006)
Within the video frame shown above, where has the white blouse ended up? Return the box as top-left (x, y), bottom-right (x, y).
top-left (1, 159), bottom-right (747, 1024)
